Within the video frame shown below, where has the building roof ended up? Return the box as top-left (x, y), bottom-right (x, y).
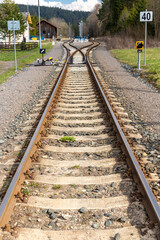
top-left (36, 19), bottom-right (58, 29)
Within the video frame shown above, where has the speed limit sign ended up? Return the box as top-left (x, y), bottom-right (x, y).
top-left (140, 10), bottom-right (153, 65)
top-left (140, 11), bottom-right (153, 22)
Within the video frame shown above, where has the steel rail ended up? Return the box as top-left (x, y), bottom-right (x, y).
top-left (64, 40), bottom-right (82, 63)
top-left (86, 47), bottom-right (160, 226)
top-left (0, 41), bottom-right (94, 228)
top-left (1, 40), bottom-right (159, 231)
top-left (69, 41), bottom-right (94, 63)
top-left (0, 42), bottom-right (70, 228)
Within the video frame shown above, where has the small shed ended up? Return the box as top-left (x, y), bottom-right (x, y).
top-left (37, 19), bottom-right (57, 39)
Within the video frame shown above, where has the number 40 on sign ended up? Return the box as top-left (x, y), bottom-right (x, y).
top-left (140, 11), bottom-right (153, 22)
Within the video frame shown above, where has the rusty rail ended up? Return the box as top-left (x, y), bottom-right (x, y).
top-left (0, 42), bottom-right (70, 228)
top-left (86, 46), bottom-right (160, 227)
top-left (69, 41), bottom-right (94, 63)
top-left (0, 40), bottom-right (159, 230)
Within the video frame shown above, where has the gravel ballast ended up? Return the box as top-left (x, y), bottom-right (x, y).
top-left (93, 42), bottom-right (160, 178)
top-left (0, 41), bottom-right (159, 240)
top-left (93, 43), bottom-right (160, 135)
top-left (0, 42), bottom-right (64, 138)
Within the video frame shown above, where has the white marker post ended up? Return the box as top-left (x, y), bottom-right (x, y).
top-left (138, 50), bottom-right (141, 70)
top-left (140, 10), bottom-right (153, 65)
top-left (7, 19), bottom-right (20, 72)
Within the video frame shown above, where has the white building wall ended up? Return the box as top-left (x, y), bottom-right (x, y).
top-left (23, 22), bottom-right (30, 42)
top-left (0, 22), bottom-right (30, 43)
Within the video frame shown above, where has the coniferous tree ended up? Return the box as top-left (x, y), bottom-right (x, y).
top-left (30, 14), bottom-right (38, 36)
top-left (0, 0), bottom-right (26, 42)
top-left (98, 0), bottom-right (147, 35)
top-left (18, 4), bottom-right (90, 25)
top-left (147, 0), bottom-right (160, 38)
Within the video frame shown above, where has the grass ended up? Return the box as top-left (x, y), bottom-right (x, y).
top-left (0, 68), bottom-right (15, 84)
top-left (70, 184), bottom-right (77, 188)
top-left (0, 41), bottom-right (53, 84)
top-left (72, 165), bottom-right (80, 169)
top-left (13, 151), bottom-right (20, 157)
top-left (22, 189), bottom-right (30, 195)
top-left (52, 185), bottom-right (61, 190)
top-left (111, 48), bottom-right (160, 89)
top-left (28, 182), bottom-right (39, 188)
top-left (0, 50), bottom-right (27, 61)
top-left (0, 41), bottom-right (52, 61)
top-left (60, 136), bottom-right (76, 142)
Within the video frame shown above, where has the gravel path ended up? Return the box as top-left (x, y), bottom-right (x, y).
top-left (93, 43), bottom-right (160, 137)
top-left (0, 42), bottom-right (64, 138)
top-left (93, 43), bottom-right (160, 179)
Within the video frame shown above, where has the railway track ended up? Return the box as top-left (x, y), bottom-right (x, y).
top-left (0, 41), bottom-right (160, 239)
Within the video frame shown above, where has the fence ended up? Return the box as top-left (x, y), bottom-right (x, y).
top-left (0, 42), bottom-right (38, 51)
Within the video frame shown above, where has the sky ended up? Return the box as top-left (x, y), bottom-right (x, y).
top-left (1, 0), bottom-right (102, 12)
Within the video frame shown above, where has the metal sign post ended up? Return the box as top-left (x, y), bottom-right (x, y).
top-left (40, 48), bottom-right (46, 65)
top-left (7, 19), bottom-right (20, 72)
top-left (144, 17), bottom-right (147, 65)
top-left (138, 50), bottom-right (142, 70)
top-left (140, 10), bottom-right (153, 65)
top-left (136, 41), bottom-right (144, 70)
top-left (38, 0), bottom-right (42, 49)
top-left (79, 21), bottom-right (83, 39)
top-left (13, 19), bottom-right (17, 72)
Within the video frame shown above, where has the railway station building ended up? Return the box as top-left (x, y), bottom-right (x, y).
top-left (36, 19), bottom-right (58, 39)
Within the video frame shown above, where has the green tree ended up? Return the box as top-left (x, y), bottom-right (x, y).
top-left (147, 0), bottom-right (160, 38)
top-left (0, 0), bottom-right (26, 42)
top-left (30, 14), bottom-right (38, 36)
top-left (71, 22), bottom-right (79, 37)
top-left (98, 0), bottom-right (147, 35)
top-left (18, 4), bottom-right (90, 25)
top-left (97, 0), bottom-right (111, 34)
top-left (110, 0), bottom-right (124, 32)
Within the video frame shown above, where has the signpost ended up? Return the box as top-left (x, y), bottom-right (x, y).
top-left (40, 48), bottom-right (46, 65)
top-left (136, 41), bottom-right (144, 70)
top-left (140, 10), bottom-right (153, 65)
top-left (38, 0), bottom-right (42, 49)
top-left (7, 19), bottom-right (20, 72)
top-left (79, 21), bottom-right (83, 39)
top-left (40, 49), bottom-right (46, 54)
